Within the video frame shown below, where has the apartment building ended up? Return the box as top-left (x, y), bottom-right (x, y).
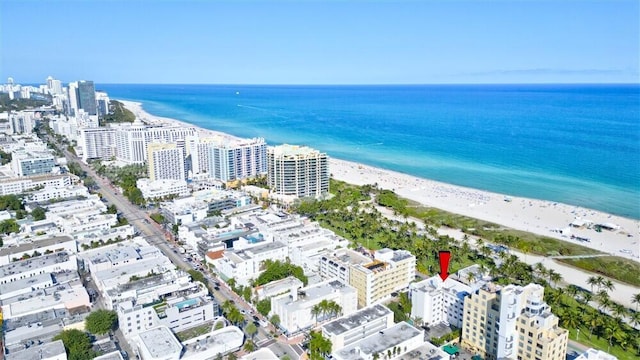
top-left (147, 142), bottom-right (186, 181)
top-left (410, 264), bottom-right (487, 328)
top-left (212, 241), bottom-right (288, 286)
top-left (10, 150), bottom-right (56, 177)
top-left (114, 123), bottom-right (196, 164)
top-left (322, 304), bottom-right (394, 352)
top-left (349, 248), bottom-right (416, 308)
top-left (79, 127), bottom-right (116, 161)
top-left (267, 144), bottom-right (329, 198)
top-left (208, 137), bottom-right (267, 182)
top-left (271, 280), bottom-right (358, 335)
top-left (461, 283), bottom-right (568, 360)
top-left (319, 248), bottom-right (372, 287)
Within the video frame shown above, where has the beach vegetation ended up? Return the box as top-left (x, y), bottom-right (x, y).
top-left (292, 179), bottom-right (639, 357)
top-left (100, 100), bottom-right (136, 125)
top-left (561, 257), bottom-right (640, 287)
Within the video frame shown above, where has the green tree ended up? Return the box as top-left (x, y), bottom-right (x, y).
top-left (270, 314), bottom-right (280, 327)
top-left (53, 329), bottom-right (97, 360)
top-left (31, 206), bottom-right (46, 221)
top-left (85, 309), bottom-right (118, 335)
top-left (106, 204), bottom-right (118, 214)
top-left (187, 269), bottom-right (206, 284)
top-left (0, 219), bottom-right (19, 235)
top-left (308, 331), bottom-right (332, 360)
top-left (243, 339), bottom-right (256, 352)
top-left (245, 322), bottom-right (258, 340)
top-left (0, 194), bottom-right (23, 211)
top-left (256, 298), bottom-right (271, 316)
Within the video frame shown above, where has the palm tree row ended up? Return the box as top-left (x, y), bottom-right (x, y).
top-left (311, 300), bottom-right (342, 326)
top-left (221, 300), bottom-right (245, 326)
top-left (293, 180), bottom-right (640, 356)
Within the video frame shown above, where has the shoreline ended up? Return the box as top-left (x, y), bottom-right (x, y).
top-left (118, 99), bottom-right (640, 263)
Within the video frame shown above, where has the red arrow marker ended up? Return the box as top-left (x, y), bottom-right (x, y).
top-left (438, 251), bottom-right (451, 281)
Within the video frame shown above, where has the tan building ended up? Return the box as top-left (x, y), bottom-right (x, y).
top-left (147, 142), bottom-right (185, 181)
top-left (267, 144), bottom-right (329, 198)
top-left (461, 283), bottom-right (568, 360)
top-left (349, 248), bottom-right (416, 308)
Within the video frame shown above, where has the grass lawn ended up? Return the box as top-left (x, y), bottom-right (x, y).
top-left (569, 327), bottom-right (638, 360)
top-left (559, 256), bottom-right (640, 287)
top-left (175, 323), bottom-right (213, 342)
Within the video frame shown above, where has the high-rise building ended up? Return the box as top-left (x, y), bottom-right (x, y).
top-left (147, 143), bottom-right (186, 181)
top-left (77, 80), bottom-right (97, 115)
top-left (79, 127), bottom-right (117, 161)
top-left (95, 91), bottom-right (110, 116)
top-left (209, 137), bottom-right (267, 182)
top-left (461, 283), bottom-right (568, 360)
top-left (67, 82), bottom-right (79, 116)
top-left (114, 123), bottom-right (196, 164)
top-left (46, 76), bottom-right (63, 95)
top-left (267, 144), bottom-right (329, 198)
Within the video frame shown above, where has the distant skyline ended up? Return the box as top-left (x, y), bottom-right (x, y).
top-left (1, 0), bottom-right (638, 84)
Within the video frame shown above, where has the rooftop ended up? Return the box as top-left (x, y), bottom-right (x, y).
top-left (137, 326), bottom-right (183, 359)
top-left (182, 326), bottom-right (244, 357)
top-left (269, 144), bottom-right (325, 158)
top-left (0, 251), bottom-right (71, 278)
top-left (4, 339), bottom-right (66, 360)
top-left (0, 235), bottom-right (74, 257)
top-left (334, 322), bottom-right (423, 360)
top-left (395, 341), bottom-right (450, 360)
top-left (274, 280), bottom-right (356, 311)
top-left (241, 348), bottom-right (280, 360)
top-left (323, 304), bottom-right (392, 336)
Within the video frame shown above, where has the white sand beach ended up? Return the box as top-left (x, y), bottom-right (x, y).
top-left (119, 99), bottom-right (640, 263)
top-left (119, 100), bottom-right (240, 140)
top-left (330, 158), bottom-right (639, 262)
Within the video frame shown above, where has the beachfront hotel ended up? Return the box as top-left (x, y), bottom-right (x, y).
top-left (147, 142), bottom-right (186, 181)
top-left (208, 137), bottom-right (267, 183)
top-left (461, 283), bottom-right (568, 360)
top-left (267, 144), bottom-right (329, 198)
top-left (113, 122), bottom-right (196, 164)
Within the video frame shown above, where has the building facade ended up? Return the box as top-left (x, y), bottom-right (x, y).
top-left (209, 137), bottom-right (267, 182)
top-left (349, 249), bottom-right (416, 308)
top-left (461, 283), bottom-right (568, 360)
top-left (267, 144), bottom-right (329, 198)
top-left (147, 143), bottom-right (186, 181)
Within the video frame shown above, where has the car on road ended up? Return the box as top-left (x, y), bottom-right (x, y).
top-left (214, 286), bottom-right (220, 291)
top-left (240, 309), bottom-right (247, 315)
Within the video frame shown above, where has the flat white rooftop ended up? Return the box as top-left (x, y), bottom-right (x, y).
top-left (0, 252), bottom-right (71, 278)
top-left (333, 322), bottom-right (423, 360)
top-left (241, 348), bottom-right (279, 360)
top-left (4, 339), bottom-right (66, 360)
top-left (137, 326), bottom-right (183, 359)
top-left (395, 341), bottom-right (451, 360)
top-left (323, 304), bottom-right (392, 336)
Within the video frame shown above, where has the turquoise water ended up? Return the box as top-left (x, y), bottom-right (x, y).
top-left (99, 84), bottom-right (640, 219)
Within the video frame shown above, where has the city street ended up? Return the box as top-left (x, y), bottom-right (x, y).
top-left (52, 138), bottom-right (275, 351)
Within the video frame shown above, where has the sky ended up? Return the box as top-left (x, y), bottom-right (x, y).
top-left (1, 0), bottom-right (638, 84)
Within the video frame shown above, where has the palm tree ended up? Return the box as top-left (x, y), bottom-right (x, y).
top-left (631, 311), bottom-right (640, 328)
top-left (584, 312), bottom-right (600, 339)
top-left (610, 303), bottom-right (627, 322)
top-left (311, 304), bottom-right (322, 326)
top-left (596, 290), bottom-right (611, 312)
top-left (602, 279), bottom-right (615, 292)
top-left (587, 276), bottom-right (599, 293)
top-left (632, 293), bottom-right (640, 311)
top-left (580, 292), bottom-right (593, 307)
top-left (549, 270), bottom-right (563, 287)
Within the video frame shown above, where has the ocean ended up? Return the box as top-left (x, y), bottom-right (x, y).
top-left (98, 84), bottom-right (640, 219)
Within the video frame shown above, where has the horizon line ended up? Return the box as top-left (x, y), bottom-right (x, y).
top-left (91, 82), bottom-right (640, 86)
